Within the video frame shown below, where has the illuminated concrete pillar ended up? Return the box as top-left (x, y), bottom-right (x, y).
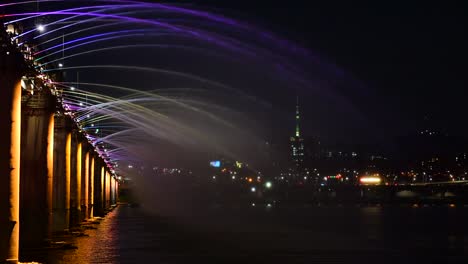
top-left (19, 89), bottom-right (55, 250)
top-left (0, 30), bottom-right (26, 264)
top-left (93, 160), bottom-right (104, 216)
top-left (108, 174), bottom-right (112, 206)
top-left (47, 114), bottom-right (55, 234)
top-left (113, 178), bottom-right (117, 205)
top-left (81, 147), bottom-right (89, 220)
top-left (105, 171), bottom-right (111, 209)
top-left (70, 133), bottom-right (81, 227)
top-left (115, 180), bottom-right (119, 204)
top-left (110, 177), bottom-right (115, 205)
top-left (52, 115), bottom-right (72, 232)
top-left (112, 177), bottom-right (117, 205)
top-left (101, 167), bottom-right (106, 212)
top-left (110, 175), bottom-right (113, 205)
top-left (0, 70), bottom-right (22, 264)
top-left (88, 155), bottom-right (95, 218)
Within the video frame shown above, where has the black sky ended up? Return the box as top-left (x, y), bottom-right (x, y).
top-left (181, 1), bottom-right (466, 142)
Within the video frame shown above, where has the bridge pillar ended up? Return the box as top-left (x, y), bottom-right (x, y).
top-left (114, 177), bottom-right (117, 205)
top-left (19, 86), bottom-right (55, 251)
top-left (113, 177), bottom-right (119, 205)
top-left (69, 131), bottom-right (81, 227)
top-left (109, 173), bottom-right (113, 206)
top-left (0, 28), bottom-right (27, 264)
top-left (52, 115), bottom-right (73, 233)
top-left (101, 167), bottom-right (106, 212)
top-left (105, 170), bottom-right (111, 209)
top-left (88, 154), bottom-right (95, 218)
top-left (93, 160), bottom-right (104, 216)
top-left (101, 168), bottom-right (106, 212)
top-left (110, 176), bottom-right (115, 205)
top-left (81, 144), bottom-right (90, 220)
top-left (115, 179), bottom-right (119, 204)
top-left (101, 164), bottom-right (106, 212)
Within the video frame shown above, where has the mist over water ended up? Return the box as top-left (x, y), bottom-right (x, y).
top-left (63, 83), bottom-right (276, 168)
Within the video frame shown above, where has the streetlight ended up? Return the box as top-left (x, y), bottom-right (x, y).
top-left (36, 24), bottom-right (45, 32)
top-left (265, 181), bottom-right (272, 189)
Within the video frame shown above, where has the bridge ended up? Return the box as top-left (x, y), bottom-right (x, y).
top-left (1, 25), bottom-right (119, 263)
top-left (312, 181), bottom-right (468, 204)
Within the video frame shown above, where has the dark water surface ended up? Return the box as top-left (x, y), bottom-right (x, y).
top-left (43, 204), bottom-right (468, 264)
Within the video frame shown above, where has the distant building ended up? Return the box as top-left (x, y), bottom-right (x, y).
top-left (290, 97), bottom-right (305, 169)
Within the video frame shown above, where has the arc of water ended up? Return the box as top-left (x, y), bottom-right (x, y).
top-left (57, 82), bottom-right (241, 160)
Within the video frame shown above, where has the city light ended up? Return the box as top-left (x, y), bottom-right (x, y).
top-left (359, 176), bottom-right (381, 184)
top-left (251, 187), bottom-right (256, 192)
top-left (210, 160), bottom-right (221, 167)
top-left (265, 181), bottom-right (272, 189)
top-left (36, 24), bottom-right (45, 32)
top-left (58, 63), bottom-right (63, 68)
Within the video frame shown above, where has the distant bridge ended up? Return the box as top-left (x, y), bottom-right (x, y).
top-left (355, 181), bottom-right (468, 203)
top-left (278, 180), bottom-right (468, 204)
top-left (405, 180), bottom-right (468, 186)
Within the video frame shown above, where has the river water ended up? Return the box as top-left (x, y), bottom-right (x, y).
top-left (38, 203), bottom-right (468, 264)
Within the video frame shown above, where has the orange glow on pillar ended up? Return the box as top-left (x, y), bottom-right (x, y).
top-left (90, 157), bottom-right (94, 218)
top-left (76, 143), bottom-right (82, 213)
top-left (101, 166), bottom-right (105, 208)
top-left (7, 80), bottom-right (22, 262)
top-left (84, 152), bottom-right (89, 218)
top-left (47, 113), bottom-right (54, 235)
top-left (65, 132), bottom-right (71, 223)
top-left (106, 171), bottom-right (110, 207)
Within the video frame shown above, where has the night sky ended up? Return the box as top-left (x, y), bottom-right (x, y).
top-left (184, 0), bottom-right (467, 145)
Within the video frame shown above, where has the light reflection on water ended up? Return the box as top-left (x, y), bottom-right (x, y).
top-left (46, 210), bottom-right (120, 264)
top-left (42, 204), bottom-right (468, 264)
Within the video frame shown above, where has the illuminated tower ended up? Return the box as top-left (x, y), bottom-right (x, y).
top-left (290, 97), bottom-right (304, 169)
